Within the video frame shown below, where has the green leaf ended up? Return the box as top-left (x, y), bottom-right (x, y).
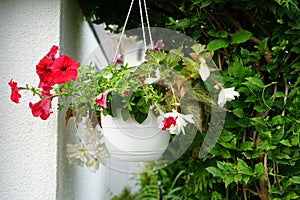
top-left (233, 174), bottom-right (243, 183)
top-left (245, 77), bottom-right (264, 88)
top-left (280, 139), bottom-right (292, 147)
top-left (237, 158), bottom-right (253, 175)
top-left (272, 127), bottom-right (285, 142)
top-left (239, 142), bottom-right (253, 151)
top-left (245, 95), bottom-right (257, 102)
top-left (291, 135), bottom-right (299, 146)
top-left (254, 106), bottom-right (267, 112)
top-left (206, 167), bottom-right (222, 177)
top-left (230, 30), bottom-right (252, 44)
top-left (276, 153), bottom-right (291, 159)
top-left (206, 39), bottom-right (229, 51)
top-left (232, 108), bottom-right (244, 118)
top-left (210, 144), bottom-right (232, 158)
top-left (290, 176), bottom-right (300, 184)
top-left (224, 176), bottom-right (234, 187)
top-left (243, 150), bottom-right (262, 159)
top-left (258, 140), bottom-right (277, 150)
top-left (194, 0), bottom-right (213, 8)
top-left (250, 117), bottom-right (267, 127)
top-left (255, 38), bottom-right (269, 53)
top-left (227, 58), bottom-right (245, 78)
top-left (191, 44), bottom-right (206, 54)
top-left (291, 46), bottom-right (300, 53)
top-left (207, 30), bottom-right (228, 38)
top-left (162, 48), bottom-right (183, 67)
top-left (274, 92), bottom-right (285, 98)
top-left (219, 130), bottom-right (234, 143)
top-left (145, 50), bottom-right (167, 64)
top-left (286, 192), bottom-right (299, 199)
top-left (254, 163), bottom-right (264, 177)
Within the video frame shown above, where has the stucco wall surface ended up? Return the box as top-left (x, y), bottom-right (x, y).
top-left (0, 0), bottom-right (60, 199)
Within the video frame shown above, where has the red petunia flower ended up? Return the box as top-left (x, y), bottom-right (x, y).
top-left (47, 45), bottom-right (58, 60)
top-left (8, 79), bottom-right (21, 103)
top-left (51, 55), bottom-right (79, 84)
top-left (161, 116), bottom-right (177, 130)
top-left (29, 90), bottom-right (53, 120)
top-left (36, 56), bottom-right (54, 89)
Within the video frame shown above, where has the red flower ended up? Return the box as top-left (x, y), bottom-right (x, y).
top-left (8, 79), bottom-right (21, 103)
top-left (36, 56), bottom-right (54, 89)
top-left (51, 55), bottom-right (79, 84)
top-left (47, 45), bottom-right (58, 60)
top-left (162, 116), bottom-right (177, 130)
top-left (29, 91), bottom-right (53, 120)
top-left (94, 90), bottom-right (112, 109)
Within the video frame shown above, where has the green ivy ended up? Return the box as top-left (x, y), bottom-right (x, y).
top-left (80, 0), bottom-right (300, 199)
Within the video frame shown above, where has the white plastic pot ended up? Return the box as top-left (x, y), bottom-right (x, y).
top-left (101, 111), bottom-right (170, 162)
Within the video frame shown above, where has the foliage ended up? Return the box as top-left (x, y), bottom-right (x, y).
top-left (80, 0), bottom-right (300, 199)
top-left (111, 187), bottom-right (137, 200)
top-left (66, 45), bottom-right (221, 127)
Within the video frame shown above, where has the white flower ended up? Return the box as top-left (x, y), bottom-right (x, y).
top-left (157, 109), bottom-right (194, 135)
top-left (66, 144), bottom-right (88, 166)
top-left (103, 73), bottom-right (113, 79)
top-left (217, 87), bottom-right (240, 107)
top-left (199, 62), bottom-right (210, 81)
top-left (86, 158), bottom-right (100, 173)
top-left (144, 68), bottom-right (161, 84)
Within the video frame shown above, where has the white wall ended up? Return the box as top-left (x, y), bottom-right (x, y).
top-left (57, 1), bottom-right (138, 200)
top-left (0, 0), bottom-right (139, 199)
top-left (0, 0), bottom-right (60, 199)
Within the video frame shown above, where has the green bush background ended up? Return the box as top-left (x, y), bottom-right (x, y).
top-left (81, 0), bottom-right (300, 199)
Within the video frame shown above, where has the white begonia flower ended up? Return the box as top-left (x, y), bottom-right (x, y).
top-left (198, 57), bottom-right (210, 81)
top-left (199, 62), bottom-right (210, 81)
top-left (157, 109), bottom-right (194, 135)
top-left (217, 87), bottom-right (240, 107)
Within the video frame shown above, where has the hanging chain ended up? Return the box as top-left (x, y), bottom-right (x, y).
top-left (143, 0), bottom-right (153, 49)
top-left (113, 0), bottom-right (153, 61)
top-left (113, 0), bottom-right (135, 60)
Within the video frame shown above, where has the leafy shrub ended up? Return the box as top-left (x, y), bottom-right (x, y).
top-left (81, 0), bottom-right (300, 199)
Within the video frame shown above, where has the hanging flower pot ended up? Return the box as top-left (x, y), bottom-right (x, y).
top-left (8, 42), bottom-right (239, 172)
top-left (101, 111), bottom-right (170, 162)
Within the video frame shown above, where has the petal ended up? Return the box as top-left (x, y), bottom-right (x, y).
top-left (217, 89), bottom-right (226, 107)
top-left (199, 63), bottom-right (210, 81)
top-left (181, 114), bottom-right (194, 124)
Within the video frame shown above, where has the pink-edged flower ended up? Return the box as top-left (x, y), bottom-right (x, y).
top-left (29, 90), bottom-right (53, 120)
top-left (47, 45), bottom-right (59, 60)
top-left (51, 55), bottom-right (79, 84)
top-left (8, 79), bottom-right (21, 103)
top-left (152, 40), bottom-right (164, 51)
top-left (94, 89), bottom-right (113, 109)
top-left (36, 56), bottom-right (54, 89)
top-left (158, 109), bottom-right (194, 135)
top-left (112, 54), bottom-right (122, 65)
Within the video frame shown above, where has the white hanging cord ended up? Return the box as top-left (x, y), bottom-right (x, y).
top-left (143, 0), bottom-right (153, 48)
top-left (114, 0), bottom-right (135, 60)
top-left (138, 0), bottom-right (147, 50)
